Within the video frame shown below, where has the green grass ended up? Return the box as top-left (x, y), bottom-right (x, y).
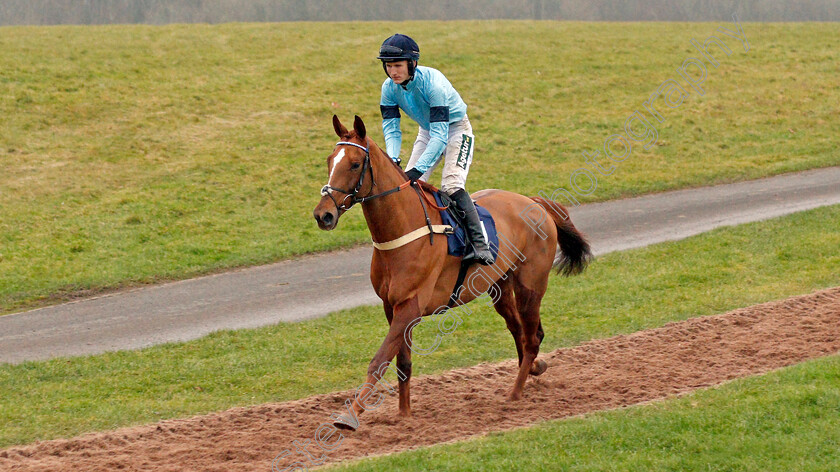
top-left (0, 204), bottom-right (838, 448)
top-left (329, 354), bottom-right (840, 472)
top-left (1, 21), bottom-right (838, 314)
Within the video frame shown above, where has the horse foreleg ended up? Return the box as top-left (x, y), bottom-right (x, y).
top-left (383, 301), bottom-right (412, 416)
top-left (333, 297), bottom-right (419, 430)
top-left (397, 340), bottom-right (412, 417)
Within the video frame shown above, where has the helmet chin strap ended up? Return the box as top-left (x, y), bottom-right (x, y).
top-left (399, 63), bottom-right (417, 87)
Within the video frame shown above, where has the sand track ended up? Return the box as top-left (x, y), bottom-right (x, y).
top-left (2, 287), bottom-right (839, 471)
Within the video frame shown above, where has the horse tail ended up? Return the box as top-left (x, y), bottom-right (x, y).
top-left (529, 197), bottom-right (592, 276)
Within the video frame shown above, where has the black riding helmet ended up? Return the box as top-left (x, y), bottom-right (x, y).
top-left (377, 34), bottom-right (420, 80)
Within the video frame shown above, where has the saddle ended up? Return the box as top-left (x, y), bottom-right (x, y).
top-left (433, 191), bottom-right (500, 260)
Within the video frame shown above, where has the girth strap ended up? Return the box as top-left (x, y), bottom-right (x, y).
top-left (372, 225), bottom-right (454, 251)
top-left (447, 258), bottom-right (473, 308)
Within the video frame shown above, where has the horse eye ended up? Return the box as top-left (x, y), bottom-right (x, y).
top-left (350, 162), bottom-right (361, 170)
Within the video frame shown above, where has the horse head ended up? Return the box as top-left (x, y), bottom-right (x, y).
top-left (313, 115), bottom-right (373, 230)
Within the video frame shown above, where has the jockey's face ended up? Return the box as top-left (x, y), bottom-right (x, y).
top-left (385, 60), bottom-right (410, 83)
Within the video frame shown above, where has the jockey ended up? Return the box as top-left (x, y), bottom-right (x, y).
top-left (377, 33), bottom-right (495, 265)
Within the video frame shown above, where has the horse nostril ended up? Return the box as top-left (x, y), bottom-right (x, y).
top-left (322, 212), bottom-right (334, 226)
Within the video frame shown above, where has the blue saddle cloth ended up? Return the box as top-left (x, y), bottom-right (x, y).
top-left (433, 192), bottom-right (500, 259)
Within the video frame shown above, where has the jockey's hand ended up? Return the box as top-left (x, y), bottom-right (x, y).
top-left (405, 168), bottom-right (423, 183)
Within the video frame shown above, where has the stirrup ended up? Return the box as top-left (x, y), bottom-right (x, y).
top-left (464, 243), bottom-right (495, 265)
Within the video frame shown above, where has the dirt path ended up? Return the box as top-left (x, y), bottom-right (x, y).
top-left (2, 287), bottom-right (839, 472)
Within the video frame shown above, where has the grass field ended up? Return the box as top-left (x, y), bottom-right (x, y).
top-left (1, 21), bottom-right (838, 314)
top-left (1, 204), bottom-right (838, 448)
top-left (329, 354), bottom-right (840, 472)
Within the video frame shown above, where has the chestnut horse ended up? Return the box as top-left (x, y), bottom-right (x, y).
top-left (313, 115), bottom-right (590, 430)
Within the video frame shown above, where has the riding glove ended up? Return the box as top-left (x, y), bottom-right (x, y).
top-left (405, 168), bottom-right (423, 182)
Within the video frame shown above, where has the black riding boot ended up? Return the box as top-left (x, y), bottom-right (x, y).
top-left (449, 189), bottom-right (495, 265)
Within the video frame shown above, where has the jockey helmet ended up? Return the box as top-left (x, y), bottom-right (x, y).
top-left (377, 34), bottom-right (419, 78)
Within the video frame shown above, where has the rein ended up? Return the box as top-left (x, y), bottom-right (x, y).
top-left (320, 139), bottom-right (450, 249)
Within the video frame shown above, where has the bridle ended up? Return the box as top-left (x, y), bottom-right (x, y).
top-left (320, 140), bottom-right (411, 212)
top-left (319, 138), bottom-right (450, 248)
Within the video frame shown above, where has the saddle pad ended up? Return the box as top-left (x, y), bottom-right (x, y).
top-left (434, 191), bottom-right (500, 259)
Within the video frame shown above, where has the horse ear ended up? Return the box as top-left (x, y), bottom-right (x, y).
top-left (333, 115), bottom-right (349, 138)
top-left (353, 115), bottom-right (366, 140)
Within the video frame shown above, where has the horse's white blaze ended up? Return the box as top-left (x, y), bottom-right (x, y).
top-left (326, 148), bottom-right (345, 192)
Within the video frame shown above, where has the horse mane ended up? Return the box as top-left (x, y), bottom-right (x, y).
top-left (345, 129), bottom-right (442, 195)
top-left (364, 134), bottom-right (439, 188)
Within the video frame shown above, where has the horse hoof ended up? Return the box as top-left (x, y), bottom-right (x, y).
top-left (507, 391), bottom-right (522, 401)
top-left (529, 359), bottom-right (548, 376)
top-left (333, 416), bottom-right (358, 431)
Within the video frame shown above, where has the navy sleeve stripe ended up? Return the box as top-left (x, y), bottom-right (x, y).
top-left (429, 106), bottom-right (449, 123)
top-left (380, 105), bottom-right (401, 119)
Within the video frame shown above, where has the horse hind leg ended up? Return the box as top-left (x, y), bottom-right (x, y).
top-left (529, 321), bottom-right (547, 376)
top-left (491, 273), bottom-right (525, 368)
top-left (508, 277), bottom-right (548, 400)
